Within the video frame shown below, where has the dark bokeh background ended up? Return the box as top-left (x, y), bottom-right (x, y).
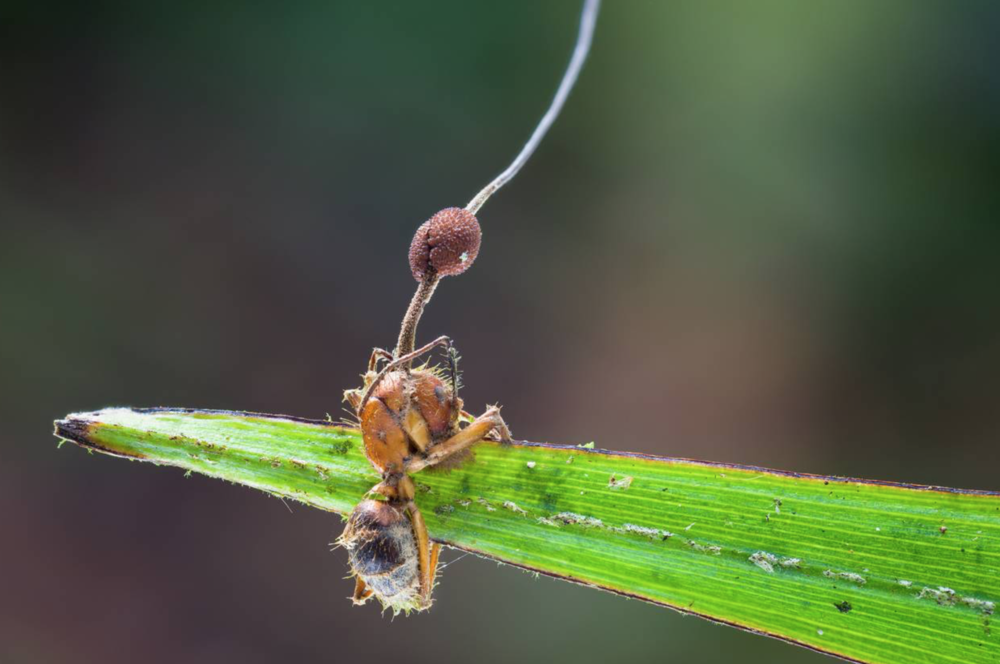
top-left (2, 1), bottom-right (998, 662)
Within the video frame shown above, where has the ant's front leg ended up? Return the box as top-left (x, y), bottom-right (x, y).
top-left (458, 407), bottom-right (513, 443)
top-left (406, 406), bottom-right (512, 473)
top-left (356, 336), bottom-right (452, 414)
top-left (368, 347), bottom-right (394, 372)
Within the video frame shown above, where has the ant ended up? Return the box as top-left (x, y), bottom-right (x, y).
top-left (339, 208), bottom-right (512, 613)
top-left (335, 0), bottom-right (599, 614)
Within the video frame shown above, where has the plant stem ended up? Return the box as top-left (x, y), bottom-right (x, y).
top-left (395, 273), bottom-right (439, 363)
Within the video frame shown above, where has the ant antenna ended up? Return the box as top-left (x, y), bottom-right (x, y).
top-left (447, 345), bottom-right (462, 412)
top-left (465, 0), bottom-right (600, 215)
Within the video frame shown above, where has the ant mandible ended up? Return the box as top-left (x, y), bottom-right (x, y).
top-left (340, 207), bottom-right (512, 613)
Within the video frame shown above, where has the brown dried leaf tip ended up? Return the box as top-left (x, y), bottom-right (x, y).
top-left (409, 207), bottom-right (481, 281)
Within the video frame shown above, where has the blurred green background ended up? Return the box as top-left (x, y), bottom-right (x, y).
top-left (2, 1), bottom-right (998, 662)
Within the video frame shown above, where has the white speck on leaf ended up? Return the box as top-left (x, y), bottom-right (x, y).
top-left (687, 540), bottom-right (721, 555)
top-left (824, 570), bottom-right (867, 585)
top-left (750, 552), bottom-right (777, 573)
top-left (503, 501), bottom-right (527, 515)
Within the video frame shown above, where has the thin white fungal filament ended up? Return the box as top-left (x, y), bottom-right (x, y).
top-left (465, 0), bottom-right (600, 215)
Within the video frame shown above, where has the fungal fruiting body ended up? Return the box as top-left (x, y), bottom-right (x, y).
top-left (408, 207), bottom-right (481, 281)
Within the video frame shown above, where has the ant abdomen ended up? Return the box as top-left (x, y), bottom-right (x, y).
top-left (342, 499), bottom-right (420, 607)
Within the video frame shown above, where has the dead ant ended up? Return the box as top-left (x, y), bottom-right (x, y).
top-left (340, 208), bottom-right (511, 613)
top-left (336, 0), bottom-right (599, 614)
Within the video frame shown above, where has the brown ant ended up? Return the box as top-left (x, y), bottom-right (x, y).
top-left (336, 0), bottom-right (599, 614)
top-left (339, 208), bottom-right (512, 613)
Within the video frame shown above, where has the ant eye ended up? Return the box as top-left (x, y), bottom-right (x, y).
top-left (409, 207), bottom-right (481, 281)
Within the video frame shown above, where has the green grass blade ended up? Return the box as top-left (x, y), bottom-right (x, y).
top-left (54, 408), bottom-right (999, 664)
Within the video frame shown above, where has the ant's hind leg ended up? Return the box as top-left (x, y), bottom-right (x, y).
top-left (406, 502), bottom-right (434, 609)
top-left (352, 577), bottom-right (373, 605)
top-left (428, 542), bottom-right (441, 590)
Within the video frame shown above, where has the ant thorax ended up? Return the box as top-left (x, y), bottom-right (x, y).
top-left (358, 368), bottom-right (460, 475)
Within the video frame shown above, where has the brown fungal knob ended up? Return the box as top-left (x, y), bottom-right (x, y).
top-left (408, 207), bottom-right (481, 281)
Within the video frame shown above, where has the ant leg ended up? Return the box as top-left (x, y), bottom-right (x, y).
top-left (406, 501), bottom-right (434, 609)
top-left (429, 542), bottom-right (441, 587)
top-left (344, 347), bottom-right (396, 410)
top-left (365, 481), bottom-right (393, 500)
top-left (343, 388), bottom-right (363, 411)
top-left (352, 577), bottom-right (373, 605)
top-left (357, 336), bottom-right (451, 413)
top-left (467, 415), bottom-right (509, 442)
top-left (366, 473), bottom-right (410, 501)
top-left (406, 406), bottom-right (512, 473)
top-left (368, 347), bottom-right (394, 372)
top-left (426, 541), bottom-right (442, 599)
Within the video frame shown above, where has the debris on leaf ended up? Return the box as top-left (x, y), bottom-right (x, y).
top-left (608, 474), bottom-right (633, 490)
